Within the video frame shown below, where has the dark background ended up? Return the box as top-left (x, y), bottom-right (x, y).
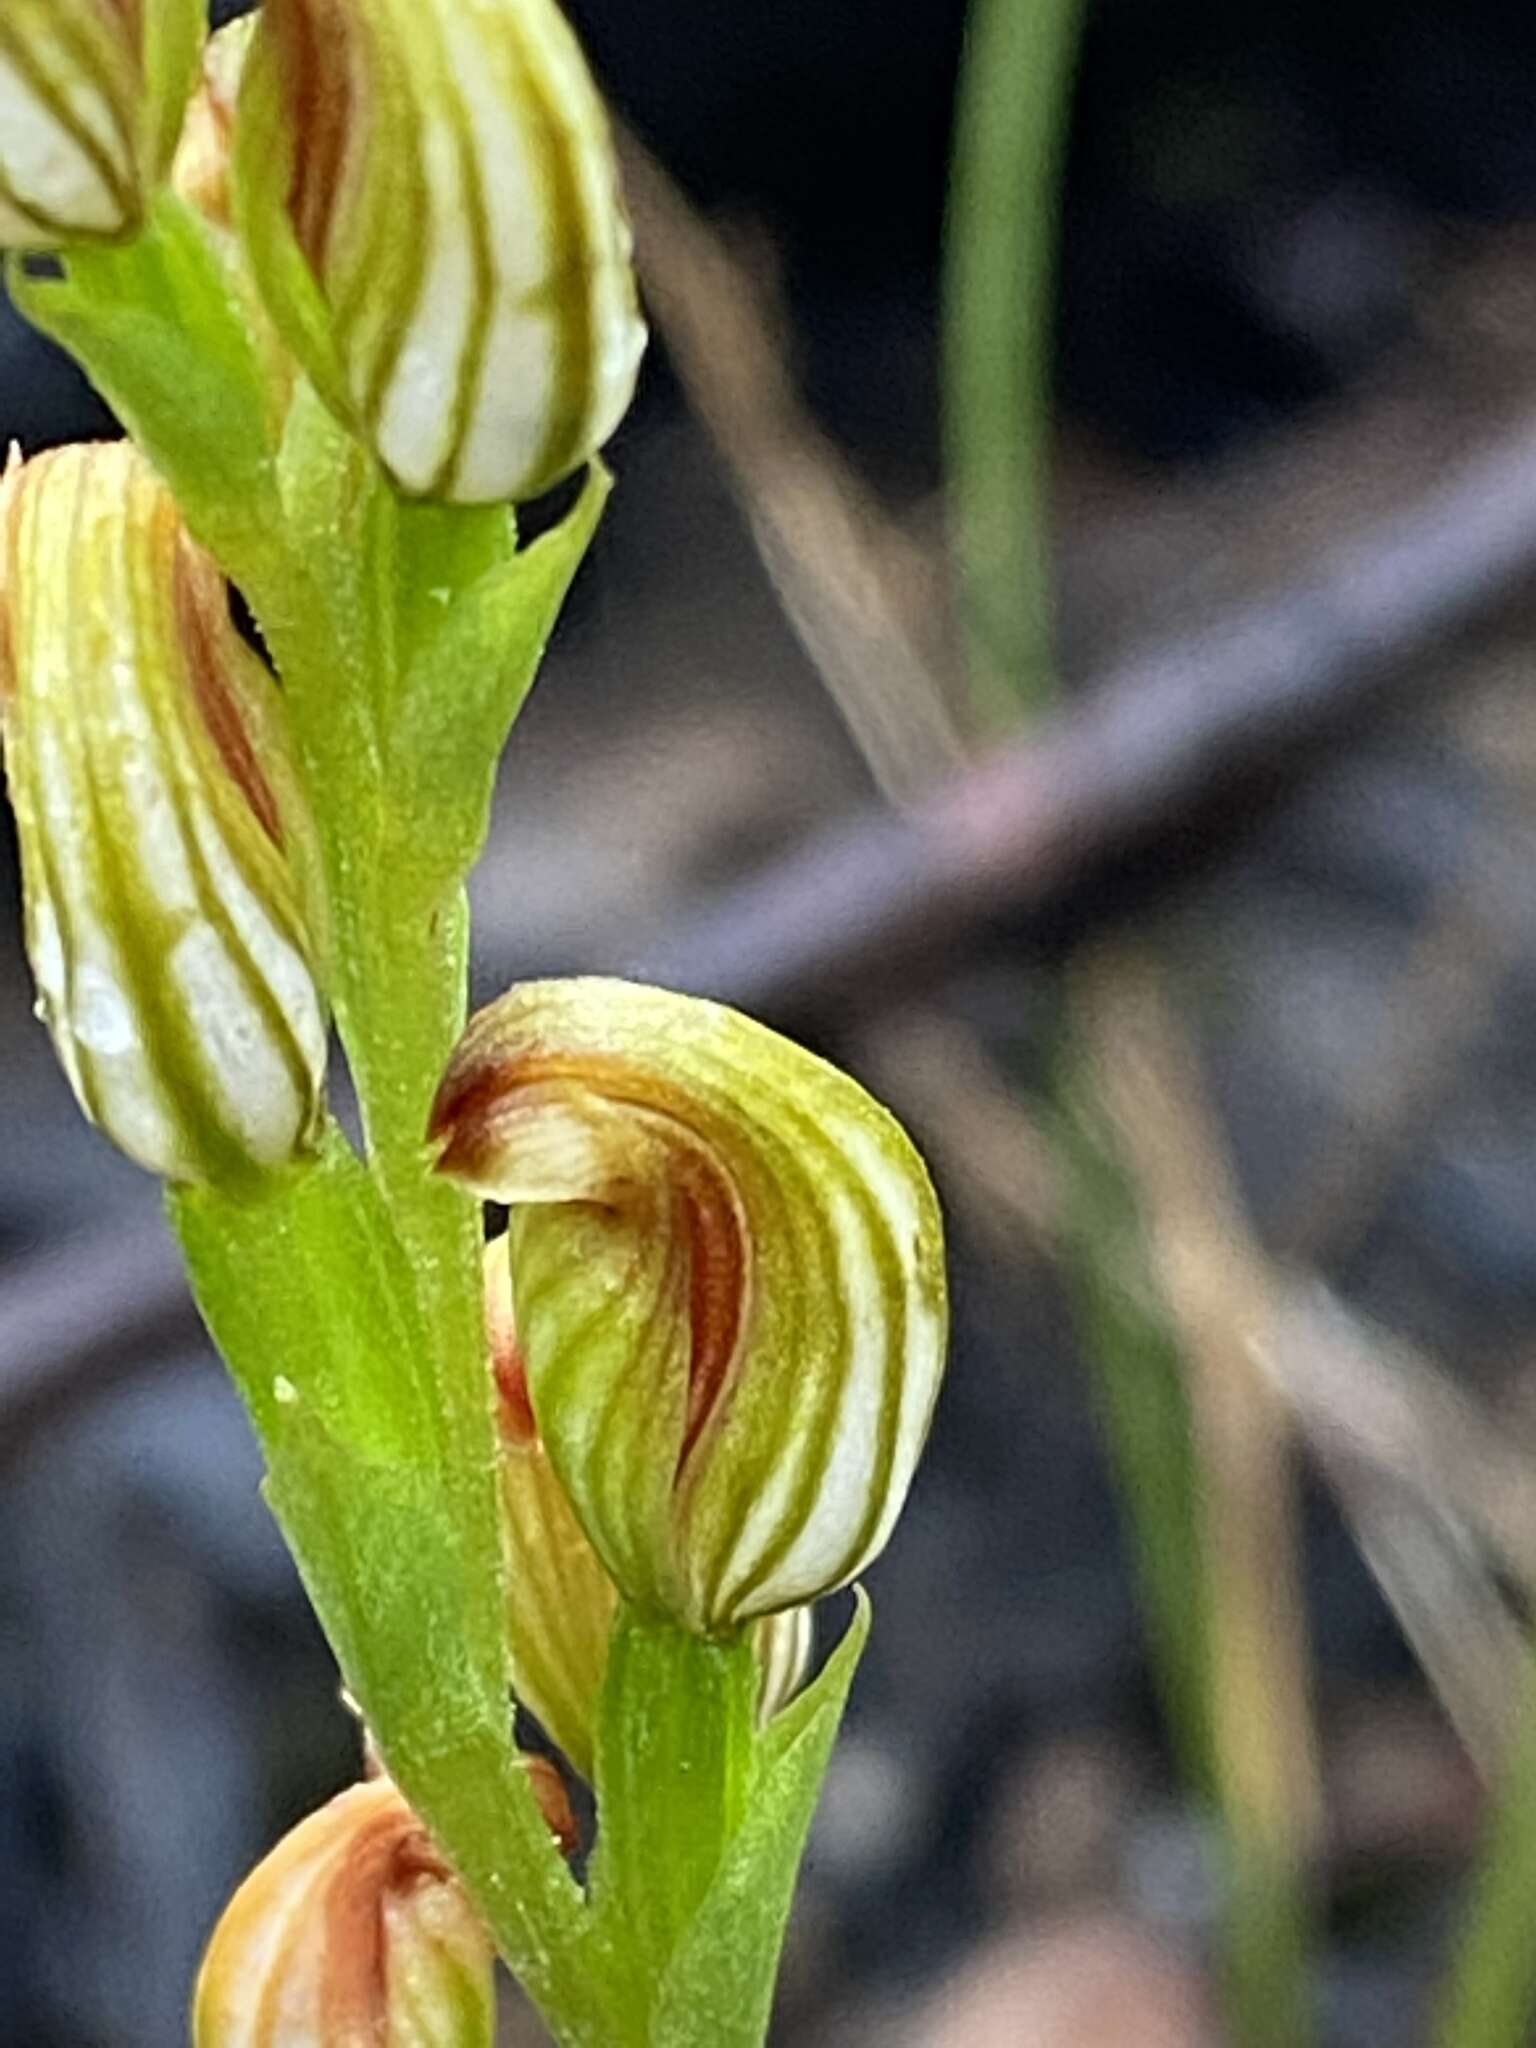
top-left (7, 2), bottom-right (1536, 2041)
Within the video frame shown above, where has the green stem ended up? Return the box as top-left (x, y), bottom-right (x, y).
top-left (943, 0), bottom-right (1085, 732)
top-left (1053, 1060), bottom-right (1213, 1794)
top-left (1435, 1658), bottom-right (1536, 2048)
top-left (944, 11), bottom-right (1318, 2035)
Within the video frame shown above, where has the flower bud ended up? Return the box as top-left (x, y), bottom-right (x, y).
top-left (193, 1777), bottom-right (501, 2048)
top-left (487, 1241), bottom-right (819, 1768)
top-left (0, 442), bottom-right (328, 1188)
top-left (436, 979), bottom-right (949, 1636)
top-left (0, 0), bottom-right (203, 248)
top-left (234, 0), bottom-right (647, 504)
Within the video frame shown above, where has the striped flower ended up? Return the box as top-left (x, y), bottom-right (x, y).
top-left (435, 979), bottom-right (949, 1636)
top-left (233, 0), bottom-right (647, 505)
top-left (0, 0), bottom-right (204, 248)
top-left (0, 443), bottom-right (328, 1190)
top-left (486, 1240), bottom-right (818, 1767)
top-left (192, 1777), bottom-right (506, 2048)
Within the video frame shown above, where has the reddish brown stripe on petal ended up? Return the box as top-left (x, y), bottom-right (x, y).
top-left (677, 1163), bottom-right (747, 1469)
top-left (432, 1048), bottom-right (654, 1181)
top-left (172, 539), bottom-right (285, 848)
top-left (430, 1049), bottom-right (544, 1175)
top-left (103, 0), bottom-right (142, 45)
top-left (317, 1808), bottom-right (414, 2039)
top-left (265, 0), bottom-right (355, 273)
top-left (494, 1333), bottom-right (538, 1448)
top-left (438, 1043), bottom-right (750, 1467)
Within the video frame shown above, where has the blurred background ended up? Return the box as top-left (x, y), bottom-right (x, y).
top-left (10, 1), bottom-right (1536, 2042)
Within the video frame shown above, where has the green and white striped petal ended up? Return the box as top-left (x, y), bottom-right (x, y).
top-left (756, 1603), bottom-right (816, 1724)
top-left (0, 0), bottom-right (203, 248)
top-left (0, 442), bottom-right (328, 1190)
top-left (235, 0), bottom-right (646, 505)
top-left (434, 978), bottom-right (949, 1636)
top-left (193, 1778), bottom-right (496, 2048)
top-left (487, 1236), bottom-right (619, 1778)
top-left (488, 1238), bottom-right (825, 1763)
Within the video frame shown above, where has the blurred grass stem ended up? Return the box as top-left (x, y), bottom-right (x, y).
top-left (1076, 948), bottom-right (1319, 2048)
top-left (944, 0), bottom-right (1082, 728)
top-left (1436, 1656), bottom-right (1536, 2048)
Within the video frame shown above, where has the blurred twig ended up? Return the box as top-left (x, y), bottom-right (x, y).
top-left (1257, 1286), bottom-right (1533, 1773)
top-left (618, 129), bottom-right (967, 805)
top-left (629, 410), bottom-right (1536, 1016)
top-left (1276, 891), bottom-right (1513, 1267)
top-left (858, 1007), bottom-right (1061, 1259)
top-left (1074, 945), bottom-right (1319, 2048)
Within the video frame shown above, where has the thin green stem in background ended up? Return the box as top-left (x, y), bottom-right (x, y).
top-left (1435, 1657), bottom-right (1536, 2048)
top-left (943, 0), bottom-right (1085, 731)
top-left (943, 5), bottom-right (1316, 2040)
top-left (1052, 1061), bottom-right (1214, 1794)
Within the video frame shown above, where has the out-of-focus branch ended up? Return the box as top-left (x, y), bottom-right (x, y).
top-left (617, 129), bottom-right (968, 805)
top-left (1074, 945), bottom-right (1319, 2048)
top-left (626, 408), bottom-right (1536, 1015)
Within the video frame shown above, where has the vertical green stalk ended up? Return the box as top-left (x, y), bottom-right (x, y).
top-left (1053, 1063), bottom-right (1213, 1794)
top-left (944, 0), bottom-right (1084, 731)
top-left (943, 5), bottom-right (1314, 2038)
top-left (1435, 1658), bottom-right (1536, 2048)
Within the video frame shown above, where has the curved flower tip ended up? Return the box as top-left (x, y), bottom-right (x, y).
top-left (193, 1777), bottom-right (502, 2048)
top-left (437, 979), bottom-right (949, 1637)
top-left (235, 0), bottom-right (646, 503)
top-left (0, 0), bottom-right (204, 248)
top-left (0, 442), bottom-right (328, 1189)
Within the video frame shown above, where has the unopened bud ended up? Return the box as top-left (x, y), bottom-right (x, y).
top-left (487, 1240), bottom-right (822, 1763)
top-left (0, 0), bottom-right (203, 248)
top-left (435, 979), bottom-right (948, 1636)
top-left (234, 0), bottom-right (646, 504)
top-left (0, 442), bottom-right (328, 1189)
top-left (193, 1778), bottom-right (500, 2048)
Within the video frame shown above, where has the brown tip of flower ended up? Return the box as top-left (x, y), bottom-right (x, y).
top-left (429, 1050), bottom-right (533, 1180)
top-left (318, 1794), bottom-right (445, 2038)
top-left (522, 1755), bottom-right (580, 1857)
